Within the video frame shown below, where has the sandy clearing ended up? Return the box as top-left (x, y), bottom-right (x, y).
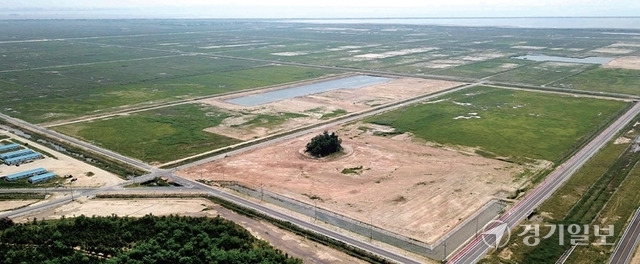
top-left (0, 130), bottom-right (124, 187)
top-left (19, 198), bottom-right (216, 220)
top-left (179, 123), bottom-right (526, 244)
top-left (0, 200), bottom-right (39, 212)
top-left (610, 42), bottom-right (640, 48)
top-left (631, 243), bottom-right (640, 264)
top-left (459, 53), bottom-right (505, 62)
top-left (271, 52), bottom-right (309, 56)
top-left (511, 45), bottom-right (546, 50)
top-left (591, 47), bottom-right (635, 54)
top-left (15, 198), bottom-right (367, 264)
top-left (604, 56), bottom-right (640, 70)
top-left (200, 78), bottom-right (461, 142)
top-left (614, 136), bottom-right (633, 144)
top-left (352, 47), bottom-right (437, 60)
top-left (421, 59), bottom-right (466, 69)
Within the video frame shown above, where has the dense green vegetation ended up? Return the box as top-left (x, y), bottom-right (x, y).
top-left (55, 104), bottom-right (241, 163)
top-left (568, 148), bottom-right (640, 263)
top-left (519, 141), bottom-right (640, 263)
top-left (305, 131), bottom-right (342, 157)
top-left (0, 193), bottom-right (46, 200)
top-left (367, 86), bottom-right (628, 162)
top-left (0, 214), bottom-right (301, 264)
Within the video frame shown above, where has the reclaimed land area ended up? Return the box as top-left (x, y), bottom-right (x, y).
top-left (179, 86), bottom-right (629, 244)
top-left (54, 77), bottom-right (460, 164)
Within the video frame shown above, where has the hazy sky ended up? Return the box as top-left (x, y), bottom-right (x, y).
top-left (1, 0), bottom-right (638, 18)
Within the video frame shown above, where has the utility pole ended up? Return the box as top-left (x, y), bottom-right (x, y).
top-left (260, 183), bottom-right (264, 202)
top-left (69, 181), bottom-right (74, 201)
top-left (444, 241), bottom-right (447, 261)
top-left (475, 216), bottom-right (479, 238)
top-left (370, 215), bottom-right (373, 241)
top-left (314, 199), bottom-right (317, 222)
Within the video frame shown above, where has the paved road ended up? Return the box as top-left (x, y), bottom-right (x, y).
top-left (1, 97), bottom-right (440, 263)
top-left (0, 113), bottom-right (153, 172)
top-left (3, 86), bottom-right (638, 264)
top-left (448, 102), bottom-right (640, 264)
top-left (609, 208), bottom-right (640, 264)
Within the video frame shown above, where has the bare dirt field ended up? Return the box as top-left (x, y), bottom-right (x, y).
top-left (591, 47), bottom-right (635, 54)
top-left (0, 200), bottom-right (39, 212)
top-left (201, 77), bottom-right (461, 141)
top-left (0, 130), bottom-right (124, 187)
top-left (631, 244), bottom-right (640, 264)
top-left (604, 56), bottom-right (640, 70)
top-left (178, 123), bottom-right (526, 244)
top-left (17, 198), bottom-right (366, 264)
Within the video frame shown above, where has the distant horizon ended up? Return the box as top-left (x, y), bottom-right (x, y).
top-left (1, 1), bottom-right (639, 20)
top-left (2, 16), bottom-right (640, 30)
top-left (1, 15), bottom-right (640, 20)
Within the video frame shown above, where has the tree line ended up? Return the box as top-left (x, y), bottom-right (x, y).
top-left (0, 215), bottom-right (301, 264)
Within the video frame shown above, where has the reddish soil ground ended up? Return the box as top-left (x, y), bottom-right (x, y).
top-left (179, 123), bottom-right (525, 244)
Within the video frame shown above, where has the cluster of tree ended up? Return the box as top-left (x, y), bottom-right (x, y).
top-left (0, 214), bottom-right (301, 264)
top-left (305, 131), bottom-right (342, 157)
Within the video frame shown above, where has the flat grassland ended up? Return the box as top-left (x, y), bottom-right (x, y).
top-left (366, 86), bottom-right (629, 163)
top-left (1, 59), bottom-right (333, 123)
top-left (551, 67), bottom-right (640, 95)
top-left (488, 62), bottom-right (595, 86)
top-left (54, 103), bottom-right (241, 164)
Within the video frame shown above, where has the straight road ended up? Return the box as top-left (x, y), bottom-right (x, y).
top-left (609, 208), bottom-right (640, 264)
top-left (448, 102), bottom-right (640, 263)
top-left (1, 85), bottom-right (454, 263)
top-left (0, 113), bottom-right (153, 172)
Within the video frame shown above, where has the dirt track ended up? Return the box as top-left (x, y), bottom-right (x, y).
top-left (180, 123), bottom-right (527, 244)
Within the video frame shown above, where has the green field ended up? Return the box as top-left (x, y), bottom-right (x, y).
top-left (54, 104), bottom-right (241, 164)
top-left (483, 123), bottom-right (640, 264)
top-left (1, 59), bottom-right (333, 123)
top-left (433, 57), bottom-right (532, 79)
top-left (366, 86), bottom-right (628, 162)
top-left (488, 62), bottom-right (595, 86)
top-left (551, 67), bottom-right (640, 95)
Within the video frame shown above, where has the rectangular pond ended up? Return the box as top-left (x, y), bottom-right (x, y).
top-left (226, 75), bottom-right (392, 106)
top-left (512, 54), bottom-right (613, 64)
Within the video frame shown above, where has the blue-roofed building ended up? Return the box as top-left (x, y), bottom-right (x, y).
top-left (28, 172), bottom-right (57, 184)
top-left (4, 152), bottom-right (43, 165)
top-left (0, 143), bottom-right (21, 153)
top-left (4, 167), bottom-right (47, 181)
top-left (0, 149), bottom-right (34, 160)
